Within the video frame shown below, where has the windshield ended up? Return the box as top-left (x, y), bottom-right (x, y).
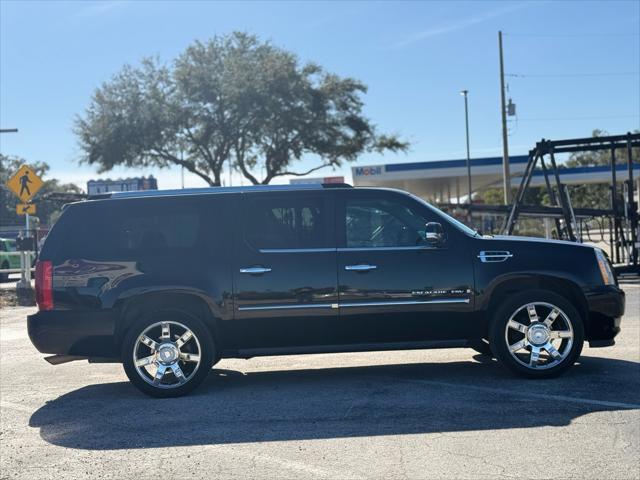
top-left (405, 192), bottom-right (479, 237)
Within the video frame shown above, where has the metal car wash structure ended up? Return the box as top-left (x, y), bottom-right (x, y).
top-left (502, 132), bottom-right (640, 274)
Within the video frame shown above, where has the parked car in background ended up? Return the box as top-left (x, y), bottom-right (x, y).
top-left (0, 237), bottom-right (36, 282)
top-left (27, 184), bottom-right (625, 397)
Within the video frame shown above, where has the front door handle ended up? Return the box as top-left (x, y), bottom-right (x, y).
top-left (345, 264), bottom-right (378, 272)
top-left (239, 266), bottom-right (272, 275)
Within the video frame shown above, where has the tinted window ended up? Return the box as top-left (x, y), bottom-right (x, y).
top-left (119, 212), bottom-right (198, 251)
top-left (244, 194), bottom-right (328, 249)
top-left (49, 198), bottom-right (201, 260)
top-left (345, 198), bottom-right (427, 248)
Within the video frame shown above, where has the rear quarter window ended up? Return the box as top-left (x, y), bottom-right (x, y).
top-left (44, 197), bottom-right (203, 261)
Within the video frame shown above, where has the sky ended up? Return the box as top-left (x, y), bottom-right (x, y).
top-left (1, 0), bottom-right (639, 191)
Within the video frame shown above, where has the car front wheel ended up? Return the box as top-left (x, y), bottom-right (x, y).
top-left (490, 290), bottom-right (584, 378)
top-left (122, 309), bottom-right (214, 397)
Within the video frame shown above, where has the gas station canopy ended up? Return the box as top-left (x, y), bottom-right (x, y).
top-left (351, 155), bottom-right (639, 202)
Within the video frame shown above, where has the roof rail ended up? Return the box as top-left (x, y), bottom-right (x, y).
top-left (102, 182), bottom-right (354, 200)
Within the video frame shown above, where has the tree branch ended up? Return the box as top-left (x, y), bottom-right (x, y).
top-left (184, 128), bottom-right (221, 183)
top-left (270, 161), bottom-right (336, 180)
top-left (151, 149), bottom-right (216, 186)
top-left (234, 134), bottom-right (261, 185)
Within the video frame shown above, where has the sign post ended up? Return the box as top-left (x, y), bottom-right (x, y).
top-left (5, 165), bottom-right (44, 305)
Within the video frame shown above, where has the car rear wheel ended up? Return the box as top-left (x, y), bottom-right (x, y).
top-left (122, 309), bottom-right (214, 398)
top-left (489, 290), bottom-right (584, 378)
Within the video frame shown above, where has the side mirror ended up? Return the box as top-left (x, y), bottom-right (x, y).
top-left (424, 222), bottom-right (445, 245)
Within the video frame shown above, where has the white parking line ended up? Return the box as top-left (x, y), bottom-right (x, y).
top-left (0, 401), bottom-right (35, 414)
top-left (235, 452), bottom-right (366, 480)
top-left (385, 378), bottom-right (640, 410)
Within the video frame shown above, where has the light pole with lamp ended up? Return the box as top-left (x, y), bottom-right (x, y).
top-left (460, 90), bottom-right (472, 204)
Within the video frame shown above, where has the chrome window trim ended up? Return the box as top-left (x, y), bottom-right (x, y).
top-left (259, 248), bottom-right (337, 253)
top-left (478, 251), bottom-right (513, 263)
top-left (337, 245), bottom-right (437, 252)
top-left (259, 246), bottom-right (439, 253)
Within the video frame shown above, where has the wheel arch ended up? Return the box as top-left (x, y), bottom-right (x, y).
top-left (114, 290), bottom-right (222, 350)
top-left (483, 274), bottom-right (589, 334)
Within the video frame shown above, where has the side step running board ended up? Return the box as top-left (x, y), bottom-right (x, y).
top-left (44, 355), bottom-right (119, 365)
top-left (44, 355), bottom-right (86, 365)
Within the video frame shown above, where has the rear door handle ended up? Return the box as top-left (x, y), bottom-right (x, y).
top-left (345, 264), bottom-right (377, 272)
top-left (239, 266), bottom-right (272, 275)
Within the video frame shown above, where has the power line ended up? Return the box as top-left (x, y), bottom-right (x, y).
top-left (504, 32), bottom-right (640, 37)
top-left (507, 72), bottom-right (639, 78)
top-left (518, 114), bottom-right (640, 122)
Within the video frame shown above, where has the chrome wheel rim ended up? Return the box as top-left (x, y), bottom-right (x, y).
top-left (133, 321), bottom-right (202, 389)
top-left (504, 302), bottom-right (574, 370)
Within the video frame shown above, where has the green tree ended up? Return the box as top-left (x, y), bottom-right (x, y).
top-left (75, 32), bottom-right (407, 186)
top-left (479, 130), bottom-right (638, 210)
top-left (561, 129), bottom-right (638, 210)
top-left (0, 155), bottom-right (82, 227)
top-left (479, 186), bottom-right (546, 206)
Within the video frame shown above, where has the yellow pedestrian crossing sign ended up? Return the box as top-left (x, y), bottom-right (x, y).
top-left (6, 165), bottom-right (44, 202)
top-left (16, 203), bottom-right (36, 215)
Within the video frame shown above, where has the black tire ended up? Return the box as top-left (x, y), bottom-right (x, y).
top-left (469, 339), bottom-right (494, 357)
top-left (489, 289), bottom-right (584, 378)
top-left (122, 309), bottom-right (215, 398)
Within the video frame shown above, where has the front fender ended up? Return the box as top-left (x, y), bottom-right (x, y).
top-left (477, 271), bottom-right (588, 321)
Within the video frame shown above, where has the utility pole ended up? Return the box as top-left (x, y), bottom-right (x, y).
top-left (180, 150), bottom-right (185, 189)
top-left (499, 31), bottom-right (511, 205)
top-left (460, 90), bottom-right (472, 203)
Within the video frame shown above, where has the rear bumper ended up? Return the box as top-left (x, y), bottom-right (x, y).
top-left (584, 285), bottom-right (625, 346)
top-left (27, 310), bottom-right (118, 358)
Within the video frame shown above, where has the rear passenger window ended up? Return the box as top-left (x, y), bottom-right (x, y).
top-left (243, 195), bottom-right (329, 249)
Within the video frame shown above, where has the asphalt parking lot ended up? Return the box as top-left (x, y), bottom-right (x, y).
top-left (1, 284), bottom-right (638, 480)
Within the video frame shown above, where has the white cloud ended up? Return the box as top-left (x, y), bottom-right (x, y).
top-left (393, 3), bottom-right (530, 48)
top-left (73, 1), bottom-right (127, 19)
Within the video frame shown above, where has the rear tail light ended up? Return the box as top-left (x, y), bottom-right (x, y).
top-left (35, 260), bottom-right (53, 311)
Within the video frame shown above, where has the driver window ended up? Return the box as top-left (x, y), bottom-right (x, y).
top-left (345, 198), bottom-right (428, 248)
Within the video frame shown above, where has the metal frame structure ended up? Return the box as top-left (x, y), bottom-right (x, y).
top-left (502, 133), bottom-right (639, 271)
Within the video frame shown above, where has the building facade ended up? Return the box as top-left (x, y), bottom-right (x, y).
top-left (87, 176), bottom-right (158, 196)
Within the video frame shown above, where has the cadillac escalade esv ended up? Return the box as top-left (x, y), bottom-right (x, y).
top-left (27, 184), bottom-right (625, 397)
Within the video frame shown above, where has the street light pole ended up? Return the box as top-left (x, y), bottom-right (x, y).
top-left (499, 31), bottom-right (511, 205)
top-left (460, 90), bottom-right (472, 204)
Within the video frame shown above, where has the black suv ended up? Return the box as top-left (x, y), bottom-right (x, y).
top-left (28, 184), bottom-right (625, 397)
